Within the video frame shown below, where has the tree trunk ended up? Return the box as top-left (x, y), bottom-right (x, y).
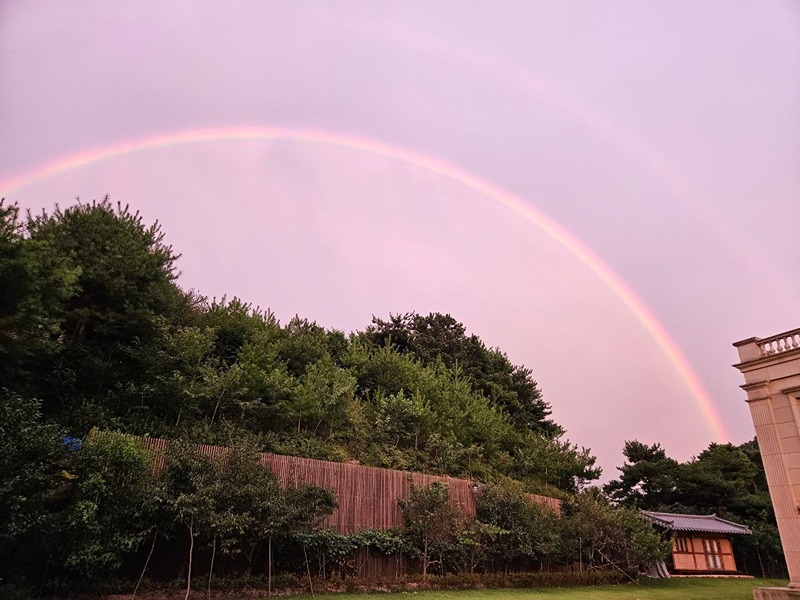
top-left (185, 518), bottom-right (194, 600)
top-left (207, 535), bottom-right (217, 597)
top-left (243, 545), bottom-right (256, 579)
top-left (267, 536), bottom-right (272, 599)
top-left (303, 543), bottom-right (315, 597)
top-left (38, 557), bottom-right (50, 600)
top-left (211, 395), bottom-right (223, 426)
top-left (133, 529), bottom-right (158, 599)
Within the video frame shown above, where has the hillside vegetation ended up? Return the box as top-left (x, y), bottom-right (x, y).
top-left (0, 198), bottom-right (781, 596)
top-left (0, 198), bottom-right (598, 494)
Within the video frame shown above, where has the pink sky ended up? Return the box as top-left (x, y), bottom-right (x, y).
top-left (1, 1), bottom-right (798, 478)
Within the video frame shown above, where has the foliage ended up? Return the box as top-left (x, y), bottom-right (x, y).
top-left (563, 489), bottom-right (670, 571)
top-left (0, 584), bottom-right (36, 600)
top-left (161, 436), bottom-right (337, 589)
top-left (27, 200), bottom-right (184, 419)
top-left (362, 312), bottom-right (559, 436)
top-left (55, 432), bottom-right (155, 580)
top-left (604, 441), bottom-right (682, 509)
top-left (399, 482), bottom-right (464, 576)
top-left (292, 529), bottom-right (408, 579)
top-left (0, 198), bottom-right (643, 591)
top-left (0, 391), bottom-right (65, 535)
top-left (510, 433), bottom-right (600, 493)
top-left (0, 201), bottom-right (81, 393)
top-left (200, 438), bottom-right (289, 572)
top-left (476, 482), bottom-right (561, 569)
top-left (1, 199), bottom-right (600, 494)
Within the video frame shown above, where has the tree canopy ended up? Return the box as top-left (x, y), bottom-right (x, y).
top-left (0, 198), bottom-right (597, 494)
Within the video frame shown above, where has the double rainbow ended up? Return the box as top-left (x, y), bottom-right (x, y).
top-left (0, 126), bottom-right (729, 442)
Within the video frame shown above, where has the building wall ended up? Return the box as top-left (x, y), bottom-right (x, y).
top-left (734, 330), bottom-right (800, 588)
top-left (671, 534), bottom-right (737, 573)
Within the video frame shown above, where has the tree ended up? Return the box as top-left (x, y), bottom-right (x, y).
top-left (161, 440), bottom-right (217, 599)
top-left (563, 489), bottom-right (669, 572)
top-left (373, 390), bottom-right (432, 451)
top-left (0, 201), bottom-right (79, 393)
top-left (199, 439), bottom-right (284, 588)
top-left (399, 482), bottom-right (463, 577)
top-left (363, 312), bottom-right (559, 436)
top-left (293, 356), bottom-right (358, 436)
top-left (24, 199), bottom-right (185, 423)
top-left (195, 297), bottom-right (275, 365)
top-left (475, 482), bottom-right (560, 571)
top-left (57, 432), bottom-right (154, 581)
top-left (0, 391), bottom-right (64, 537)
top-left (603, 441), bottom-right (681, 508)
top-left (277, 317), bottom-right (331, 378)
top-left (678, 443), bottom-right (758, 515)
top-left (511, 433), bottom-right (601, 494)
top-left (213, 444), bottom-right (337, 588)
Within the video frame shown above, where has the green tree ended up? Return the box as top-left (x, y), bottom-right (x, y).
top-left (511, 433), bottom-right (601, 494)
top-left (57, 433), bottom-right (154, 581)
top-left (363, 312), bottom-right (559, 435)
top-left (0, 391), bottom-right (64, 536)
top-left (475, 482), bottom-right (560, 571)
top-left (603, 441), bottom-right (681, 508)
top-left (293, 356), bottom-right (358, 436)
top-left (202, 437), bottom-right (335, 580)
top-left (563, 489), bottom-right (669, 572)
top-left (195, 298), bottom-right (275, 365)
top-left (399, 482), bottom-right (463, 577)
top-left (200, 439), bottom-right (285, 585)
top-left (277, 317), bottom-right (331, 378)
top-left (677, 443), bottom-right (758, 514)
top-left (0, 201), bottom-right (79, 392)
top-left (161, 440), bottom-right (217, 599)
top-left (24, 199), bottom-right (186, 424)
top-left (373, 390), bottom-right (432, 451)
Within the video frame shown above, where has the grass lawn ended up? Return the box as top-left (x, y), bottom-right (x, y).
top-left (312, 578), bottom-right (788, 600)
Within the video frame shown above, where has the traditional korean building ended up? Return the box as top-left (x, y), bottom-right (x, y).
top-left (641, 511), bottom-right (751, 575)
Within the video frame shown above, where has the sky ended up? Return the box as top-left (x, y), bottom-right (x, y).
top-left (1, 1), bottom-right (798, 479)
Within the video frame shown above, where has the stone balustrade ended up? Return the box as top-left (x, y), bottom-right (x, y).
top-left (757, 329), bottom-right (800, 358)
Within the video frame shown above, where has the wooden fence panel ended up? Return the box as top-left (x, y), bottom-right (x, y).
top-left (100, 433), bottom-right (560, 534)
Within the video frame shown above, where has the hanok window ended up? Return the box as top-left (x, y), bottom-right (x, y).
top-left (703, 538), bottom-right (723, 569)
top-left (675, 536), bottom-right (690, 553)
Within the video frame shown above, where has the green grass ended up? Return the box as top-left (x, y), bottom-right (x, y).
top-left (310, 578), bottom-right (788, 600)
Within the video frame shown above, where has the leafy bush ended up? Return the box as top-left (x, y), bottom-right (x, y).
top-left (0, 583), bottom-right (35, 600)
top-left (56, 432), bottom-right (155, 581)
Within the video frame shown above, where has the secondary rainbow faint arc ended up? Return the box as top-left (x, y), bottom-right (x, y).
top-left (0, 126), bottom-right (730, 442)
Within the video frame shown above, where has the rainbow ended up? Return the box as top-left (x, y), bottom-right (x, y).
top-left (0, 126), bottom-right (730, 441)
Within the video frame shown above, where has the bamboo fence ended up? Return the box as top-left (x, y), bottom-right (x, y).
top-left (100, 433), bottom-right (561, 533)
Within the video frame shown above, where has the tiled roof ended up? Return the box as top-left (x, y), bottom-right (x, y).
top-left (640, 511), bottom-right (752, 535)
